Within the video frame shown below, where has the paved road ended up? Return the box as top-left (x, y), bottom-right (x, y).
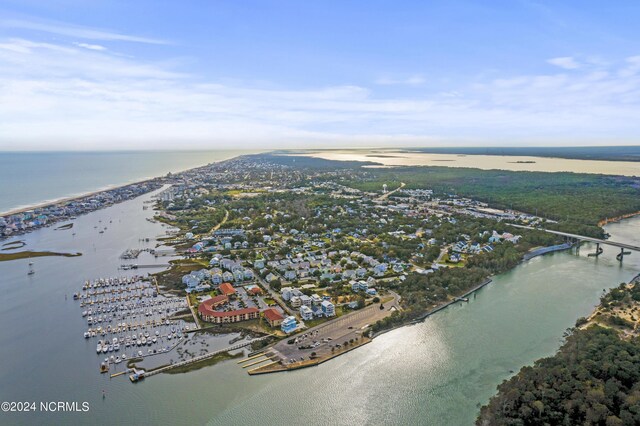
top-left (375, 182), bottom-right (406, 201)
top-left (254, 272), bottom-right (297, 317)
top-left (268, 292), bottom-right (400, 365)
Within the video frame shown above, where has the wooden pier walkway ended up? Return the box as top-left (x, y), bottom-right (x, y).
top-left (186, 295), bottom-right (200, 329)
top-left (143, 336), bottom-right (272, 378)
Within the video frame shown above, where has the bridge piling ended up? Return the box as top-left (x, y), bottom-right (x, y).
top-left (588, 242), bottom-right (603, 257)
top-left (616, 247), bottom-right (632, 262)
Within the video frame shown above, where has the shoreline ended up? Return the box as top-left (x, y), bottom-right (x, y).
top-left (0, 177), bottom-right (158, 217)
top-left (407, 278), bottom-right (494, 326)
top-left (0, 151), bottom-right (259, 218)
top-left (598, 211), bottom-right (640, 227)
top-left (374, 242), bottom-right (577, 337)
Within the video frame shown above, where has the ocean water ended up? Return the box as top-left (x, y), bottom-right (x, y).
top-left (0, 150), bottom-right (258, 214)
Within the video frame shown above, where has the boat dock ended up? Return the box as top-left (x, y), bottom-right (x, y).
top-left (72, 275), bottom-right (194, 372)
top-left (410, 278), bottom-right (493, 325)
top-left (141, 336), bottom-right (272, 378)
top-left (120, 263), bottom-right (170, 270)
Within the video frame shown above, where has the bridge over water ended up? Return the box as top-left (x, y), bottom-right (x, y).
top-left (510, 224), bottom-right (640, 261)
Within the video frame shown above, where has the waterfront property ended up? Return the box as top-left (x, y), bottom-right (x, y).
top-left (281, 316), bottom-right (299, 333)
top-left (198, 306), bottom-right (260, 324)
top-left (199, 295), bottom-right (228, 311)
top-left (263, 308), bottom-right (284, 327)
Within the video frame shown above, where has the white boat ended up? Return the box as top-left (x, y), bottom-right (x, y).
top-left (96, 344), bottom-right (102, 354)
top-left (152, 337), bottom-right (157, 344)
top-left (82, 311), bottom-right (88, 317)
top-left (108, 345), bottom-right (114, 352)
top-left (141, 337), bottom-right (147, 345)
top-left (155, 330), bottom-right (159, 336)
top-left (115, 356), bottom-right (121, 364)
top-left (84, 332), bottom-right (91, 339)
top-left (102, 346), bottom-right (108, 354)
top-left (136, 340), bottom-right (142, 346)
top-left (114, 344), bottom-right (120, 351)
top-left (121, 354), bottom-right (127, 360)
top-left (137, 350), bottom-right (143, 357)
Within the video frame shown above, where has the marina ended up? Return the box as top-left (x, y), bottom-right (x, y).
top-left (72, 275), bottom-right (199, 374)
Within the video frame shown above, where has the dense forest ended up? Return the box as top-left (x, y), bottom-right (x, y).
top-left (478, 283), bottom-right (640, 426)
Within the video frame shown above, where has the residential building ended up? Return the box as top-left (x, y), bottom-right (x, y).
top-left (263, 308), bottom-right (284, 327)
top-left (321, 300), bottom-right (335, 317)
top-left (219, 282), bottom-right (236, 297)
top-left (290, 296), bottom-right (302, 308)
top-left (198, 306), bottom-right (259, 324)
top-left (300, 305), bottom-right (313, 321)
top-left (311, 294), bottom-right (322, 306)
top-left (281, 316), bottom-right (298, 333)
top-left (281, 287), bottom-right (293, 301)
top-left (299, 294), bottom-right (312, 306)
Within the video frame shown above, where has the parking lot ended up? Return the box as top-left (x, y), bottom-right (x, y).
top-left (269, 293), bottom-right (400, 365)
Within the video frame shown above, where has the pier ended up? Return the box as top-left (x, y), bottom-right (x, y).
top-left (142, 336), bottom-right (272, 378)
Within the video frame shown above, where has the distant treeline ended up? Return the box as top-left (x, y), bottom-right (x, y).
top-left (409, 146), bottom-right (640, 162)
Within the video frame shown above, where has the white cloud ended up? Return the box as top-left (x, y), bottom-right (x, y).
top-left (547, 56), bottom-right (581, 69)
top-left (74, 42), bottom-right (106, 51)
top-left (0, 36), bottom-right (640, 150)
top-left (0, 19), bottom-right (167, 45)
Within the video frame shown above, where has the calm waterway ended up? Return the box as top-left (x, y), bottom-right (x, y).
top-left (0, 185), bottom-right (639, 425)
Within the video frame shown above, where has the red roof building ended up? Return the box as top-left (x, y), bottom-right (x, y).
top-left (263, 308), bottom-right (284, 327)
top-left (203, 294), bottom-right (228, 309)
top-left (198, 306), bottom-right (259, 324)
top-left (248, 286), bottom-right (263, 295)
top-left (218, 282), bottom-right (236, 297)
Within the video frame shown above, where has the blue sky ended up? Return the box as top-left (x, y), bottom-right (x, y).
top-left (1, 0), bottom-right (640, 150)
